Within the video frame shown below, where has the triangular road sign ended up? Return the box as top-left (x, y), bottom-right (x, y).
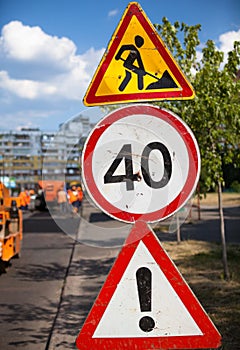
top-left (76, 221), bottom-right (221, 349)
top-left (83, 2), bottom-right (195, 106)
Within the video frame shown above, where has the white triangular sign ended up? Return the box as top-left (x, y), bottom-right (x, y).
top-left (94, 240), bottom-right (202, 338)
top-left (76, 221), bottom-right (221, 349)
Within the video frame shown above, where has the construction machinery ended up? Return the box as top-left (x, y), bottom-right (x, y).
top-left (0, 182), bottom-right (23, 262)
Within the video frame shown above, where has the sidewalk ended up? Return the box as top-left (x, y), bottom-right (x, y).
top-left (48, 198), bottom-right (122, 349)
top-left (47, 199), bottom-right (239, 349)
top-left (76, 198), bottom-right (132, 248)
top-left (154, 205), bottom-right (240, 243)
top-left (77, 198), bottom-right (240, 245)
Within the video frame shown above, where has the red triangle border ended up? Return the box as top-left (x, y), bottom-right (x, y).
top-left (84, 2), bottom-right (195, 106)
top-left (76, 221), bottom-right (221, 349)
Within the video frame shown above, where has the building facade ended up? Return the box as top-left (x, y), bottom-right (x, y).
top-left (0, 114), bottom-right (93, 192)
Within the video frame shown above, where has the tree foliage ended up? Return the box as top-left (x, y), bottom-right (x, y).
top-left (154, 18), bottom-right (240, 280)
top-left (102, 17), bottom-right (240, 279)
top-left (154, 18), bottom-right (240, 193)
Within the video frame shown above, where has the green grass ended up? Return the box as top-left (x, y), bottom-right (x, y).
top-left (162, 241), bottom-right (240, 350)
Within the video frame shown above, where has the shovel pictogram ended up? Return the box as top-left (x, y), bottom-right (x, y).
top-left (119, 57), bottom-right (178, 91)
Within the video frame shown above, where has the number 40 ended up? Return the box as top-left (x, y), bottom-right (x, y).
top-left (104, 142), bottom-right (172, 191)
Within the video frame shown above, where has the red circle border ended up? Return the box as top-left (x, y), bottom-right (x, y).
top-left (82, 105), bottom-right (200, 223)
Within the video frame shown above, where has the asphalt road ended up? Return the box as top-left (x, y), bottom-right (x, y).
top-left (0, 200), bottom-right (239, 350)
top-left (0, 208), bottom-right (120, 350)
top-left (155, 204), bottom-right (240, 243)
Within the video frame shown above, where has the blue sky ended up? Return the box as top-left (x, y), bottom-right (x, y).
top-left (0, 0), bottom-right (239, 131)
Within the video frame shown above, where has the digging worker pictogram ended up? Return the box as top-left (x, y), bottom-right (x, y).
top-left (115, 35), bottom-right (146, 91)
top-left (115, 34), bottom-right (177, 91)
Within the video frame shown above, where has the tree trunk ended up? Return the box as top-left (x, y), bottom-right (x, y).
top-left (176, 213), bottom-right (181, 244)
top-left (218, 181), bottom-right (230, 280)
top-left (197, 183), bottom-right (201, 220)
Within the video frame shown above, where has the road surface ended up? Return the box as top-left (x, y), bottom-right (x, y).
top-left (0, 199), bottom-right (239, 349)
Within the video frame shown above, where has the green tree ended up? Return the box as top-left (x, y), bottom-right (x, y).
top-left (103, 18), bottom-right (239, 279)
top-left (155, 18), bottom-right (240, 280)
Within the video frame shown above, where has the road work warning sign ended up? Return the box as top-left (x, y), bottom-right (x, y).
top-left (83, 2), bottom-right (195, 106)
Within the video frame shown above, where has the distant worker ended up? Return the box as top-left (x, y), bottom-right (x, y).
top-left (29, 189), bottom-right (36, 211)
top-left (77, 186), bottom-right (83, 202)
top-left (77, 186), bottom-right (83, 215)
top-left (29, 189), bottom-right (35, 196)
top-left (57, 186), bottom-right (68, 215)
top-left (68, 185), bottom-right (82, 214)
top-left (9, 200), bottom-right (19, 233)
top-left (19, 188), bottom-right (30, 210)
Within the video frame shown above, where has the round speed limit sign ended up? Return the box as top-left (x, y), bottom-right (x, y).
top-left (82, 104), bottom-right (200, 223)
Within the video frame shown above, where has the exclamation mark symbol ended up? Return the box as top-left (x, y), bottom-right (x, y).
top-left (136, 267), bottom-right (155, 332)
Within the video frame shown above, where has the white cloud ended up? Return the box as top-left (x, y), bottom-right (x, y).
top-left (0, 21), bottom-right (104, 101)
top-left (218, 29), bottom-right (240, 62)
top-left (108, 9), bottom-right (119, 18)
top-left (1, 20), bottom-right (76, 68)
top-left (0, 19), bottom-right (239, 131)
top-left (0, 70), bottom-right (57, 99)
top-left (194, 28), bottom-right (240, 72)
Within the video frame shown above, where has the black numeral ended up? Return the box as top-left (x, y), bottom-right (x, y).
top-left (104, 142), bottom-right (172, 191)
top-left (141, 142), bottom-right (172, 189)
top-left (104, 144), bottom-right (139, 191)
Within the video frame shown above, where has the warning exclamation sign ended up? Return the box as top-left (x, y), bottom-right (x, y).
top-left (136, 267), bottom-right (155, 332)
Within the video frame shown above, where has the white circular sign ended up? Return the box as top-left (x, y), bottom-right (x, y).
top-left (82, 104), bottom-right (200, 223)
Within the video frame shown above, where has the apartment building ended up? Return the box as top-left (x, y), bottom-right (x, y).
top-left (0, 114), bottom-right (93, 191)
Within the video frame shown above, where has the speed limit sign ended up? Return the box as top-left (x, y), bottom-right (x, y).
top-left (82, 104), bottom-right (200, 223)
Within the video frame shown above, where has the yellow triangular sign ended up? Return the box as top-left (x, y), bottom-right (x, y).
top-left (83, 2), bottom-right (195, 106)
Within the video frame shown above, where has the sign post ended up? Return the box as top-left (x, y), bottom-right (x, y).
top-left (76, 2), bottom-right (221, 349)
